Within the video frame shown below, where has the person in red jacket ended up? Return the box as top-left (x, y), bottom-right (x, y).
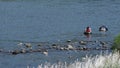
top-left (84, 26), bottom-right (92, 34)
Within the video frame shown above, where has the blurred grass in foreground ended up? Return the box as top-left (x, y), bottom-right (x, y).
top-left (28, 51), bottom-right (120, 68)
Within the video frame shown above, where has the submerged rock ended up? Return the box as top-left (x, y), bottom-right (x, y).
top-left (82, 46), bottom-right (88, 50)
top-left (100, 41), bottom-right (106, 45)
top-left (17, 42), bottom-right (23, 46)
top-left (37, 44), bottom-right (42, 46)
top-left (12, 50), bottom-right (20, 55)
top-left (42, 51), bottom-right (48, 56)
top-left (20, 49), bottom-right (26, 53)
top-left (66, 40), bottom-right (71, 43)
top-left (52, 44), bottom-right (58, 49)
top-left (79, 41), bottom-right (87, 45)
top-left (24, 43), bottom-right (32, 48)
top-left (67, 45), bottom-right (74, 50)
top-left (99, 41), bottom-right (108, 48)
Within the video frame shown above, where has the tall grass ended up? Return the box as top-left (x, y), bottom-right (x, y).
top-left (28, 51), bottom-right (120, 68)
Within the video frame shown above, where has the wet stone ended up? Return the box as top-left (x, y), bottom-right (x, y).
top-left (12, 50), bottom-right (20, 55)
top-left (67, 45), bottom-right (74, 50)
top-left (24, 43), bottom-right (32, 48)
top-left (20, 49), bottom-right (26, 53)
top-left (37, 44), bottom-right (42, 46)
top-left (52, 44), bottom-right (58, 49)
top-left (0, 37), bottom-right (112, 55)
top-left (79, 41), bottom-right (87, 45)
top-left (100, 41), bottom-right (106, 45)
top-left (52, 44), bottom-right (57, 46)
top-left (82, 46), bottom-right (88, 50)
top-left (66, 40), bottom-right (71, 43)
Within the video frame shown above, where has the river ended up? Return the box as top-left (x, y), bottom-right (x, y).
top-left (0, 0), bottom-right (120, 68)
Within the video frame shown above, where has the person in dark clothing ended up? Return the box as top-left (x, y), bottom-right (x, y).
top-left (99, 25), bottom-right (108, 32)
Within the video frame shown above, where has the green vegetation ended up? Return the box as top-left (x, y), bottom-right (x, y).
top-left (112, 34), bottom-right (120, 50)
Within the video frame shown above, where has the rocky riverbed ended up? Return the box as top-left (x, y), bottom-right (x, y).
top-left (0, 37), bottom-right (112, 55)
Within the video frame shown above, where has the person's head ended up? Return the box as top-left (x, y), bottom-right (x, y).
top-left (87, 26), bottom-right (90, 29)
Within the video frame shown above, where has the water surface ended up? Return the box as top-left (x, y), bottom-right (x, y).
top-left (0, 0), bottom-right (120, 68)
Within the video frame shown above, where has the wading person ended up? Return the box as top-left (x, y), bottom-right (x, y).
top-left (84, 26), bottom-right (92, 34)
top-left (99, 25), bottom-right (108, 32)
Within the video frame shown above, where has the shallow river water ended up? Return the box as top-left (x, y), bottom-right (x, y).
top-left (0, 0), bottom-right (120, 68)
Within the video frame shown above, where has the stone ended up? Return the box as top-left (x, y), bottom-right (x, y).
top-left (79, 41), bottom-right (87, 45)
